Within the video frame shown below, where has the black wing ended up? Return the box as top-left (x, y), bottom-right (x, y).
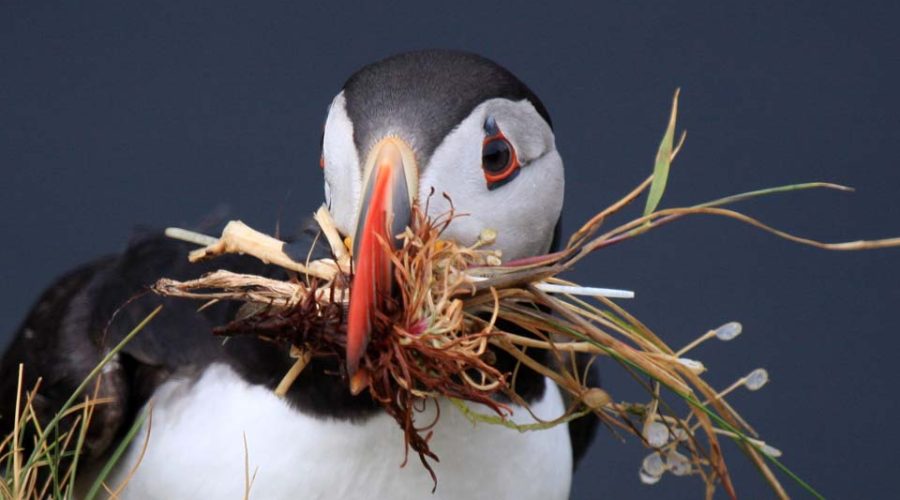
top-left (0, 229), bottom-right (285, 459)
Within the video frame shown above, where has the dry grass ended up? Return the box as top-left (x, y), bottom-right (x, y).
top-left (0, 309), bottom-right (159, 500)
top-left (147, 92), bottom-right (900, 499)
top-left (157, 195), bottom-right (898, 499)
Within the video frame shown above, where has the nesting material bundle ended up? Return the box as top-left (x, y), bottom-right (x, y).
top-left (154, 95), bottom-right (899, 499)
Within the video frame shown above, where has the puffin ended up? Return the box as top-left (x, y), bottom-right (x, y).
top-left (0, 50), bottom-right (597, 499)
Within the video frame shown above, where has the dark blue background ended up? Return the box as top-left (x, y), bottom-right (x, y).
top-left (2, 2), bottom-right (898, 498)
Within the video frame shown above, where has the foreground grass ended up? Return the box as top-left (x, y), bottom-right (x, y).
top-left (1, 307), bottom-right (160, 500)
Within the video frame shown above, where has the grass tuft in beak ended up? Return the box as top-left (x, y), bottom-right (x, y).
top-left (152, 93), bottom-right (900, 499)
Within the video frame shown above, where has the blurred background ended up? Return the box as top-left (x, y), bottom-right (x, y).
top-left (2, 1), bottom-right (898, 498)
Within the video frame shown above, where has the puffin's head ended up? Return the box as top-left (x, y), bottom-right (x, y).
top-left (319, 50), bottom-right (564, 375)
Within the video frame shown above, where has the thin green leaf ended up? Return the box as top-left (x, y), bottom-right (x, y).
top-left (25, 412), bottom-right (63, 498)
top-left (22, 305), bottom-right (162, 474)
top-left (558, 323), bottom-right (825, 499)
top-left (448, 397), bottom-right (591, 432)
top-left (506, 300), bottom-right (819, 498)
top-left (681, 394), bottom-right (826, 500)
top-left (65, 406), bottom-right (93, 499)
top-left (83, 406), bottom-right (150, 500)
top-left (643, 88), bottom-right (680, 216)
top-left (695, 182), bottom-right (854, 209)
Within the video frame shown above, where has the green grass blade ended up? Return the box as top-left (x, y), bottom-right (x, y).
top-left (23, 411), bottom-right (63, 498)
top-left (695, 182), bottom-right (854, 209)
top-left (64, 404), bottom-right (94, 499)
top-left (448, 397), bottom-right (591, 432)
top-left (643, 89), bottom-right (680, 216)
top-left (83, 406), bottom-right (150, 500)
top-left (541, 317), bottom-right (825, 499)
top-left (22, 305), bottom-right (162, 474)
top-left (679, 394), bottom-right (825, 500)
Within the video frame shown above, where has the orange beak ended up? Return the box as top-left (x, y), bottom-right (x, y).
top-left (346, 137), bottom-right (417, 385)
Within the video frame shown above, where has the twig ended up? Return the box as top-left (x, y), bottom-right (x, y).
top-left (186, 221), bottom-right (339, 280)
top-left (275, 348), bottom-right (312, 397)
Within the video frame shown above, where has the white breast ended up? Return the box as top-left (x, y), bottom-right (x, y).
top-left (106, 364), bottom-right (573, 500)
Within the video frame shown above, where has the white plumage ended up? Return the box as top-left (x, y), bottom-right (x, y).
top-left (109, 364), bottom-right (573, 499)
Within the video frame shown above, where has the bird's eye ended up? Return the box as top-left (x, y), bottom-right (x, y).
top-left (482, 132), bottom-right (520, 190)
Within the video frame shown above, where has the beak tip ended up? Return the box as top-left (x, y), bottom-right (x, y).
top-left (349, 368), bottom-right (370, 395)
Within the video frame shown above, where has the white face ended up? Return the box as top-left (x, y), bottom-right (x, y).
top-left (321, 92), bottom-right (564, 261)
